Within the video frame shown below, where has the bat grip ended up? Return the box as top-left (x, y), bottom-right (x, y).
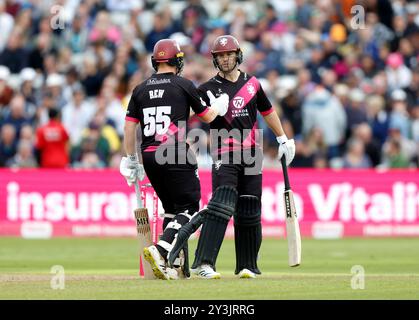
top-left (280, 157), bottom-right (291, 191)
top-left (134, 181), bottom-right (143, 208)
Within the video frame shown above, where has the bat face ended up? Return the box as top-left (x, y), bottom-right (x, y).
top-left (284, 190), bottom-right (302, 267)
top-left (135, 208), bottom-right (151, 236)
top-left (134, 208), bottom-right (155, 279)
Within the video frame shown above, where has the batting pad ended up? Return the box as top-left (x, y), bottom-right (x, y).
top-left (192, 186), bottom-right (238, 269)
top-left (234, 195), bottom-right (262, 275)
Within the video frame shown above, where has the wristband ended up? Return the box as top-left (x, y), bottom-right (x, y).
top-left (276, 135), bottom-right (287, 144)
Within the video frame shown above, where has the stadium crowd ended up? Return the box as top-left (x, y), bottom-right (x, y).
top-left (0, 0), bottom-right (418, 169)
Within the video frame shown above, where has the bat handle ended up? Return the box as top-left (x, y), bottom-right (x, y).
top-left (280, 157), bottom-right (291, 191)
top-left (134, 180), bottom-right (143, 209)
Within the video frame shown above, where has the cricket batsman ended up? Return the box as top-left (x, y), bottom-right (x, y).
top-left (120, 39), bottom-right (229, 280)
top-left (169, 35), bottom-right (296, 279)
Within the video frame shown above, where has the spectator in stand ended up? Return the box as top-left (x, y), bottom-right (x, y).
top-left (88, 10), bottom-right (121, 50)
top-left (389, 89), bottom-right (412, 139)
top-left (19, 68), bottom-right (39, 120)
top-left (62, 83), bottom-right (95, 147)
top-left (282, 35), bottom-right (311, 73)
top-left (382, 138), bottom-right (410, 168)
top-left (1, 95), bottom-right (30, 137)
top-left (345, 88), bottom-right (368, 139)
top-left (97, 76), bottom-right (125, 136)
top-left (352, 123), bottom-right (382, 167)
top-left (14, 6), bottom-right (33, 45)
top-left (293, 127), bottom-right (327, 168)
top-left (0, 28), bottom-right (27, 73)
top-left (321, 69), bottom-right (339, 92)
top-left (334, 83), bottom-right (350, 109)
top-left (7, 139), bottom-right (37, 168)
top-left (80, 53), bottom-right (107, 97)
top-left (305, 46), bottom-right (330, 84)
top-left (181, 0), bottom-right (208, 26)
top-left (62, 13), bottom-right (89, 54)
top-left (179, 7), bottom-right (206, 49)
top-left (0, 123), bottom-right (17, 166)
top-left (404, 3), bottom-right (419, 38)
top-left (296, 68), bottom-right (316, 99)
top-left (144, 11), bottom-right (175, 52)
top-left (386, 52), bottom-right (412, 91)
top-left (86, 109), bottom-right (121, 154)
top-left (384, 123), bottom-right (417, 164)
top-left (44, 73), bottom-right (67, 110)
top-left (72, 151), bottom-right (106, 169)
top-left (398, 38), bottom-right (417, 71)
top-left (0, 65), bottom-right (13, 110)
top-left (28, 32), bottom-right (54, 72)
top-left (302, 85), bottom-right (347, 159)
top-left (71, 122), bottom-right (110, 166)
top-left (404, 66), bottom-right (419, 109)
top-left (0, 0), bottom-right (14, 52)
top-left (363, 0), bottom-right (394, 31)
top-left (411, 104), bottom-right (419, 142)
top-left (19, 124), bottom-right (35, 145)
top-left (359, 53), bottom-right (379, 81)
top-left (35, 108), bottom-right (69, 168)
top-left (280, 89), bottom-right (303, 138)
top-left (365, 94), bottom-right (390, 146)
top-left (295, 0), bottom-right (314, 29)
top-left (342, 138), bottom-right (372, 169)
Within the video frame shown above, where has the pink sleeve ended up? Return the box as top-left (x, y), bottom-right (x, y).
top-left (196, 108), bottom-right (210, 117)
top-left (260, 108), bottom-right (274, 116)
top-left (125, 116), bottom-right (140, 123)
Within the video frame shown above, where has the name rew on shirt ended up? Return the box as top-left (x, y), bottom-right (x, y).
top-left (149, 89), bottom-right (165, 99)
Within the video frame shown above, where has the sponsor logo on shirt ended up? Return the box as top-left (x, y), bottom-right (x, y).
top-left (231, 108), bottom-right (249, 118)
top-left (232, 96), bottom-right (244, 109)
top-left (146, 79), bottom-right (171, 85)
top-left (231, 96), bottom-right (249, 117)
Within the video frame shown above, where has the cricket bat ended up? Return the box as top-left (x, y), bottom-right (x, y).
top-left (280, 157), bottom-right (302, 267)
top-left (134, 181), bottom-right (155, 279)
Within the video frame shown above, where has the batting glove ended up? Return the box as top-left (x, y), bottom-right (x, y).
top-left (207, 90), bottom-right (229, 116)
top-left (277, 135), bottom-right (296, 166)
top-left (119, 155), bottom-right (145, 186)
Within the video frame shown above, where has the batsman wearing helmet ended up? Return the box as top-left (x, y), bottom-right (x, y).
top-left (169, 35), bottom-right (296, 279)
top-left (121, 39), bottom-right (229, 280)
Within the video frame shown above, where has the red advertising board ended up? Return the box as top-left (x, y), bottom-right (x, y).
top-left (0, 169), bottom-right (418, 238)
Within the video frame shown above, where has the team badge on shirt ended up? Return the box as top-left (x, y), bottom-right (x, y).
top-left (247, 83), bottom-right (256, 96)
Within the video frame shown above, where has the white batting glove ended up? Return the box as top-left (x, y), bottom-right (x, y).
top-left (277, 135), bottom-right (295, 166)
top-left (119, 155), bottom-right (145, 186)
top-left (207, 90), bottom-right (229, 116)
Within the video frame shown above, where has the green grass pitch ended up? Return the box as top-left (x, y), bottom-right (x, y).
top-left (0, 237), bottom-right (418, 299)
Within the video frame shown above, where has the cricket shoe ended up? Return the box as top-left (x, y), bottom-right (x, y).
top-left (143, 245), bottom-right (179, 280)
top-left (191, 264), bottom-right (221, 279)
top-left (238, 268), bottom-right (256, 279)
